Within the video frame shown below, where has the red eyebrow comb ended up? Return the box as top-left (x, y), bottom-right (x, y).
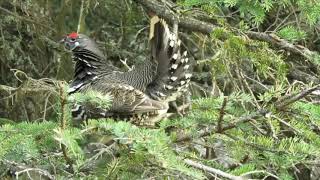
top-left (68, 32), bottom-right (78, 39)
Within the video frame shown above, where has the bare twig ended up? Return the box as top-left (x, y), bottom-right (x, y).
top-left (2, 160), bottom-right (55, 180)
top-left (276, 85), bottom-right (320, 110)
top-left (184, 159), bottom-right (244, 180)
top-left (0, 6), bottom-right (55, 31)
top-left (246, 32), bottom-right (316, 60)
top-left (216, 97), bottom-right (228, 133)
top-left (221, 109), bottom-right (268, 132)
top-left (77, 0), bottom-right (85, 33)
top-left (240, 170), bottom-right (279, 180)
top-left (174, 109), bottom-right (268, 142)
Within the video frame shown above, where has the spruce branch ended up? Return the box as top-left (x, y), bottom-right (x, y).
top-left (58, 82), bottom-right (74, 172)
top-left (220, 109), bottom-right (268, 132)
top-left (175, 109), bottom-right (269, 142)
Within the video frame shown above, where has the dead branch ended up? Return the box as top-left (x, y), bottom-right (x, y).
top-left (184, 159), bottom-right (244, 180)
top-left (216, 97), bottom-right (228, 133)
top-left (2, 160), bottom-right (55, 180)
top-left (134, 0), bottom-right (319, 60)
top-left (174, 109), bottom-right (268, 142)
top-left (0, 6), bottom-right (55, 31)
top-left (246, 32), bottom-right (317, 59)
top-left (276, 85), bottom-right (320, 110)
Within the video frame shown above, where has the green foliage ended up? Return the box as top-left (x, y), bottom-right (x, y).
top-left (296, 0), bottom-right (320, 25)
top-left (68, 90), bottom-right (112, 109)
top-left (88, 119), bottom-right (204, 179)
top-left (0, 121), bottom-right (57, 162)
top-left (278, 26), bottom-right (307, 43)
top-left (54, 127), bottom-right (84, 168)
top-left (1, 91), bottom-right (319, 179)
top-left (210, 28), bottom-right (288, 92)
top-left (181, 0), bottom-right (320, 26)
top-left (1, 0), bottom-right (320, 179)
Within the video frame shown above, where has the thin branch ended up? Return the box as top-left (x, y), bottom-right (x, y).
top-left (276, 85), bottom-right (320, 110)
top-left (221, 109), bottom-right (268, 132)
top-left (184, 159), bottom-right (244, 180)
top-left (2, 160), bottom-right (55, 180)
top-left (0, 6), bottom-right (55, 31)
top-left (77, 0), bottom-right (85, 33)
top-left (174, 109), bottom-right (268, 142)
top-left (246, 31), bottom-right (316, 59)
top-left (134, 0), bottom-right (216, 34)
top-left (216, 97), bottom-right (228, 133)
top-left (240, 170), bottom-right (279, 180)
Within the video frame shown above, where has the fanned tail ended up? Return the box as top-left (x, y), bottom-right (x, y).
top-left (146, 16), bottom-right (193, 101)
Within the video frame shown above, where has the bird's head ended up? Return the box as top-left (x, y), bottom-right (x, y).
top-left (60, 32), bottom-right (105, 60)
top-left (60, 32), bottom-right (90, 51)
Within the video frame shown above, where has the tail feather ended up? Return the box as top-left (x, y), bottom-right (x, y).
top-left (146, 16), bottom-right (193, 101)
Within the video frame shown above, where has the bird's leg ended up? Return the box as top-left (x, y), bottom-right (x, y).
top-left (170, 101), bottom-right (183, 117)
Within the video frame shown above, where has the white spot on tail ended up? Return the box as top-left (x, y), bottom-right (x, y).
top-left (169, 33), bottom-right (176, 40)
top-left (183, 51), bottom-right (187, 56)
top-left (172, 53), bottom-right (178, 59)
top-left (170, 76), bottom-right (178, 81)
top-left (87, 72), bottom-right (92, 75)
top-left (169, 40), bottom-right (175, 47)
top-left (164, 85), bottom-right (173, 90)
top-left (185, 73), bottom-right (192, 79)
top-left (180, 81), bottom-right (186, 85)
top-left (184, 65), bottom-right (190, 70)
top-left (171, 64), bottom-right (178, 70)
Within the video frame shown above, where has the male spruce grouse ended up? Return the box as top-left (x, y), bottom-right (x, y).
top-left (61, 16), bottom-right (193, 126)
